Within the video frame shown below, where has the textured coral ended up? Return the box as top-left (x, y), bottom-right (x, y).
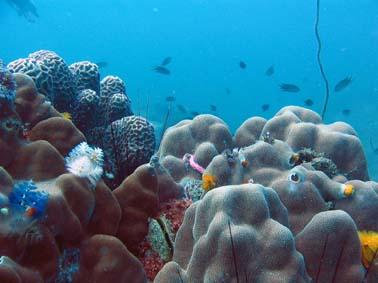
top-left (107, 92), bottom-right (133, 124)
top-left (295, 210), bottom-right (365, 282)
top-left (101, 116), bottom-right (155, 187)
top-left (235, 106), bottom-right (368, 180)
top-left (69, 61), bottom-right (100, 93)
top-left (99, 75), bottom-right (133, 125)
top-left (158, 114), bottom-right (233, 182)
top-left (72, 89), bottom-right (100, 133)
top-left (155, 184), bottom-right (310, 282)
top-left (8, 50), bottom-right (77, 112)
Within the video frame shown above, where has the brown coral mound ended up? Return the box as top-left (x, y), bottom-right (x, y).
top-left (296, 210), bottom-right (365, 282)
top-left (155, 184), bottom-right (310, 282)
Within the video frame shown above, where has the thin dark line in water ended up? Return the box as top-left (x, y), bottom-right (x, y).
top-left (146, 89), bottom-right (150, 121)
top-left (315, 0), bottom-right (330, 120)
top-left (228, 219), bottom-right (240, 283)
top-left (331, 239), bottom-right (346, 283)
top-left (315, 233), bottom-right (329, 283)
top-left (158, 101), bottom-right (172, 149)
top-left (363, 247), bottom-right (378, 282)
top-left (137, 88), bottom-right (141, 117)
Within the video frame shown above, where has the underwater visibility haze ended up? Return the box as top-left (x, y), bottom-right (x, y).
top-left (0, 0), bottom-right (378, 282)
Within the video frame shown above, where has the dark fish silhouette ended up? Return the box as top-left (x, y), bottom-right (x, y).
top-left (334, 76), bottom-right (352, 92)
top-left (161, 57), bottom-right (172, 66)
top-left (304, 99), bottom-right (314, 106)
top-left (210, 105), bottom-right (217, 112)
top-left (265, 65), bottom-right (274, 76)
top-left (261, 104), bottom-right (270, 112)
top-left (7, 0), bottom-right (39, 23)
top-left (279, 83), bottom-right (300, 93)
top-left (177, 105), bottom-right (187, 113)
top-left (153, 66), bottom-right (170, 75)
top-left (239, 61), bottom-right (247, 69)
top-left (226, 88), bottom-right (231, 95)
top-left (95, 61), bottom-right (108, 69)
top-left (342, 109), bottom-right (351, 116)
top-left (166, 96), bottom-right (175, 102)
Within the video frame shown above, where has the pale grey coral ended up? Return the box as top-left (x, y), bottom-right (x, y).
top-left (155, 184), bottom-right (310, 282)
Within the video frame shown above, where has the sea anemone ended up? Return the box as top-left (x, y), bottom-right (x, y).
top-left (65, 142), bottom-right (104, 187)
top-left (357, 230), bottom-right (378, 268)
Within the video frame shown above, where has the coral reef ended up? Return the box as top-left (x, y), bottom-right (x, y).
top-left (1, 52), bottom-right (377, 282)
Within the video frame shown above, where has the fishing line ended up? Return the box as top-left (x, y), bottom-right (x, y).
top-left (314, 0), bottom-right (330, 120)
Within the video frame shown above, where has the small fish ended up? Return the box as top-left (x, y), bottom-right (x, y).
top-left (342, 109), bottom-right (351, 116)
top-left (261, 104), bottom-right (270, 112)
top-left (279, 83), bottom-right (300, 93)
top-left (210, 105), bottom-right (217, 111)
top-left (153, 66), bottom-right (170, 75)
top-left (191, 111), bottom-right (200, 117)
top-left (304, 99), bottom-right (314, 106)
top-left (334, 76), bottom-right (352, 92)
top-left (166, 96), bottom-right (175, 102)
top-left (265, 65), bottom-right (274, 76)
top-left (161, 57), bottom-right (172, 66)
top-left (177, 104), bottom-right (187, 113)
top-left (226, 88), bottom-right (231, 95)
top-left (95, 61), bottom-right (108, 69)
top-left (239, 61), bottom-right (247, 69)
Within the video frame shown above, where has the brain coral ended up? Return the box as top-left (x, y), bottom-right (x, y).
top-left (72, 89), bottom-right (100, 134)
top-left (94, 116), bottom-right (156, 187)
top-left (99, 76), bottom-right (133, 125)
top-left (69, 61), bottom-right (100, 94)
top-left (155, 184), bottom-right (311, 282)
top-left (8, 50), bottom-right (77, 112)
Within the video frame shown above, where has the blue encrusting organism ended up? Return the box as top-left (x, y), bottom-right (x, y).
top-left (65, 142), bottom-right (104, 187)
top-left (8, 180), bottom-right (49, 219)
top-left (0, 60), bottom-right (16, 116)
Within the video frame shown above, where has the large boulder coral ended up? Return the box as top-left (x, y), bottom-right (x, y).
top-left (235, 106), bottom-right (369, 180)
top-left (155, 184), bottom-right (311, 282)
top-left (158, 114), bottom-right (233, 182)
top-left (13, 73), bottom-right (61, 128)
top-left (295, 210), bottom-right (365, 282)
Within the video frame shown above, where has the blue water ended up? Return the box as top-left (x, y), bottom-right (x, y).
top-left (1, 0), bottom-right (378, 177)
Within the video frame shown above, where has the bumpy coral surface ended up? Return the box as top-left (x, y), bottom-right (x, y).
top-left (69, 61), bottom-right (100, 93)
top-left (1, 52), bottom-right (378, 282)
top-left (155, 184), bottom-right (311, 282)
top-left (8, 50), bottom-right (77, 112)
top-left (158, 114), bottom-right (233, 182)
top-left (101, 116), bottom-right (156, 187)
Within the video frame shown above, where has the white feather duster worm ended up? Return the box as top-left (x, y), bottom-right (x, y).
top-left (65, 142), bottom-right (104, 187)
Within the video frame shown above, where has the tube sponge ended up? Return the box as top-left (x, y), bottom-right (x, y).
top-left (65, 142), bottom-right (104, 186)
